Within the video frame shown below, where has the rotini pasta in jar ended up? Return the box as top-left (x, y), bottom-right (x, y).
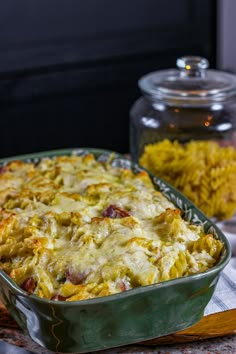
top-left (130, 56), bottom-right (236, 225)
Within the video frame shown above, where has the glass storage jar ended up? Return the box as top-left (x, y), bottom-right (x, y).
top-left (130, 56), bottom-right (236, 228)
top-left (130, 56), bottom-right (236, 162)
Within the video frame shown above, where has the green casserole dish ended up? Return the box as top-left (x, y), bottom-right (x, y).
top-left (0, 148), bottom-right (231, 353)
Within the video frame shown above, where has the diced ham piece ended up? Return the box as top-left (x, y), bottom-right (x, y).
top-left (102, 205), bottom-right (130, 218)
top-left (120, 281), bottom-right (127, 292)
top-left (21, 277), bottom-right (36, 294)
top-left (51, 295), bottom-right (67, 301)
top-left (0, 166), bottom-right (8, 175)
top-left (65, 269), bottom-right (87, 285)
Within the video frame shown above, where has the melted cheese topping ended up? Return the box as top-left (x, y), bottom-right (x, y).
top-left (0, 155), bottom-right (223, 301)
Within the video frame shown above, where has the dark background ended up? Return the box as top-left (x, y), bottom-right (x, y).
top-left (0, 0), bottom-right (216, 158)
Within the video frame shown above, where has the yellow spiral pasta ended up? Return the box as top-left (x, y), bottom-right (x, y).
top-left (140, 140), bottom-right (236, 219)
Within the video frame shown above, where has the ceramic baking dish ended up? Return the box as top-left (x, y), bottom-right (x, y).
top-left (0, 148), bottom-right (231, 353)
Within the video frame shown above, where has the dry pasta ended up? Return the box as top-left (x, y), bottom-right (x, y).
top-left (140, 140), bottom-right (236, 219)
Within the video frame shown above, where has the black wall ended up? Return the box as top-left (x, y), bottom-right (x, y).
top-left (0, 0), bottom-right (216, 157)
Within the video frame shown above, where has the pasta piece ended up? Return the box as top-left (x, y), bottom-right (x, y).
top-left (140, 140), bottom-right (236, 219)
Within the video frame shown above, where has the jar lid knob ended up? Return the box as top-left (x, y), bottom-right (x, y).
top-left (176, 56), bottom-right (209, 78)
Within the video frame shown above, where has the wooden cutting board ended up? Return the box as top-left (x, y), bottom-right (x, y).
top-left (142, 308), bottom-right (236, 345)
top-left (0, 301), bottom-right (235, 346)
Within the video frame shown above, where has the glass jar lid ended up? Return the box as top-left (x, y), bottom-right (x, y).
top-left (139, 56), bottom-right (236, 106)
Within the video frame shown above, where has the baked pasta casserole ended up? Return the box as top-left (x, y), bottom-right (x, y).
top-left (0, 154), bottom-right (223, 301)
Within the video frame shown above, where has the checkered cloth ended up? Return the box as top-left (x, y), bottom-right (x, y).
top-left (205, 233), bottom-right (236, 315)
